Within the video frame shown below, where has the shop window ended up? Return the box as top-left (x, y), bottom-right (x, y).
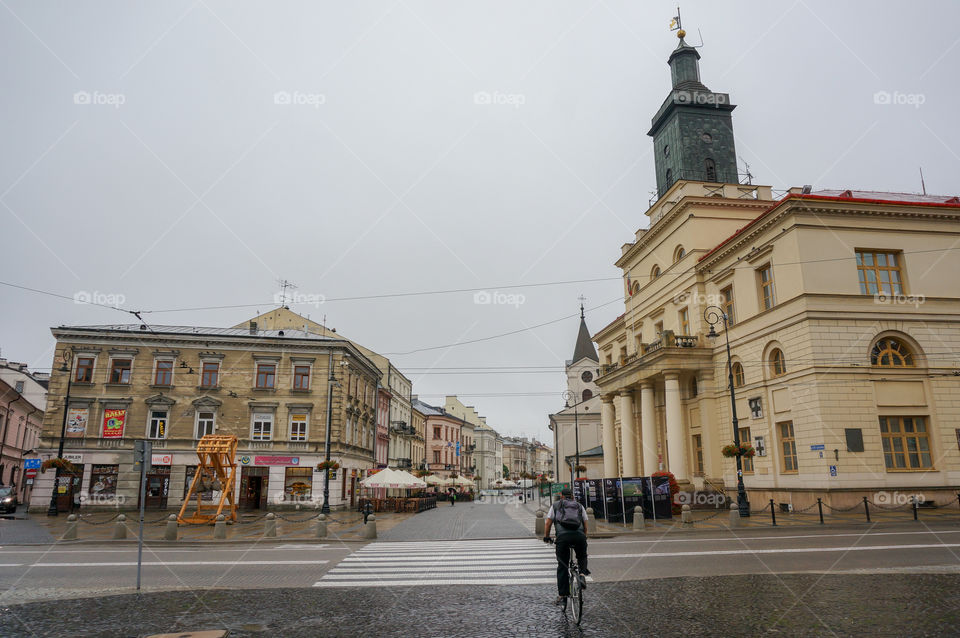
top-left (284, 467), bottom-right (312, 501)
top-left (109, 359), bottom-right (132, 384)
top-left (89, 464), bottom-right (118, 496)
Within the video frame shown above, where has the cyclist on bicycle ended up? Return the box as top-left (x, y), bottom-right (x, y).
top-left (543, 487), bottom-right (590, 605)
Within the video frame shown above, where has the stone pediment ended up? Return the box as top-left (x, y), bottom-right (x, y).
top-left (145, 393), bottom-right (176, 407)
top-left (192, 396), bottom-right (223, 408)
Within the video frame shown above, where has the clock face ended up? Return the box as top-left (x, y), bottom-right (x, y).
top-left (581, 371), bottom-right (593, 383)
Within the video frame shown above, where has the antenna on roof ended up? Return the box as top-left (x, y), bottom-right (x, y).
top-left (738, 156), bottom-right (754, 185)
top-left (920, 167), bottom-right (927, 196)
top-left (276, 278), bottom-right (297, 308)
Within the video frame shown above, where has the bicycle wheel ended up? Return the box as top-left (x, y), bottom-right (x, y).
top-left (569, 569), bottom-right (583, 624)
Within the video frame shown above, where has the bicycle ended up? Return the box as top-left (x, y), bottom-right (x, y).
top-left (546, 538), bottom-right (584, 624)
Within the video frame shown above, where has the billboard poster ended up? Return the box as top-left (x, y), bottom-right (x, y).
top-left (66, 407), bottom-right (88, 438)
top-left (603, 478), bottom-right (623, 523)
top-left (621, 477), bottom-right (646, 523)
top-left (572, 479), bottom-right (587, 508)
top-left (640, 476), bottom-right (673, 519)
top-left (586, 479), bottom-right (604, 518)
top-left (101, 409), bottom-right (126, 439)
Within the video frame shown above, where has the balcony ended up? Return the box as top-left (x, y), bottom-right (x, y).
top-left (396, 458), bottom-right (412, 469)
top-left (599, 331), bottom-right (704, 381)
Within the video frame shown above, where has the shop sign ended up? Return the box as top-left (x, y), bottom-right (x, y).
top-left (239, 455), bottom-right (252, 465)
top-left (151, 453), bottom-right (173, 466)
top-left (255, 456), bottom-right (299, 466)
top-left (102, 409), bottom-right (126, 439)
top-left (66, 408), bottom-right (88, 438)
top-left (63, 453), bottom-right (83, 464)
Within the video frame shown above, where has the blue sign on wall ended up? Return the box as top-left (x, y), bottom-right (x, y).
top-left (810, 444), bottom-right (825, 451)
top-left (24, 458), bottom-right (41, 469)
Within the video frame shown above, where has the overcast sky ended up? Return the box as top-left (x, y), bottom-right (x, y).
top-left (1, 1), bottom-right (957, 442)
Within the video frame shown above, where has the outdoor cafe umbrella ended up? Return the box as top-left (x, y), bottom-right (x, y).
top-left (453, 475), bottom-right (474, 487)
top-left (360, 468), bottom-right (427, 490)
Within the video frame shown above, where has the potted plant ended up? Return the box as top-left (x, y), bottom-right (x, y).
top-left (721, 443), bottom-right (756, 458)
top-left (316, 460), bottom-right (341, 471)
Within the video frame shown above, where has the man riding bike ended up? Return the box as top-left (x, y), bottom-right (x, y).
top-left (543, 487), bottom-right (590, 605)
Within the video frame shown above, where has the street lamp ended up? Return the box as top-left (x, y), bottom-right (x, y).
top-left (321, 353), bottom-right (346, 515)
top-left (562, 390), bottom-right (580, 481)
top-left (704, 305), bottom-right (751, 517)
top-left (48, 347), bottom-right (73, 516)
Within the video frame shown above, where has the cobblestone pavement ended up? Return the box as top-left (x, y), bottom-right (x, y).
top-left (2, 573), bottom-right (959, 637)
top-left (380, 498), bottom-right (530, 540)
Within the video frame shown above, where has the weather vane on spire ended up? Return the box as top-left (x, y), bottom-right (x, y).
top-left (669, 7), bottom-right (685, 39)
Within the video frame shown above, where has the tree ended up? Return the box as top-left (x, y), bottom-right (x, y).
top-left (502, 464), bottom-right (510, 480)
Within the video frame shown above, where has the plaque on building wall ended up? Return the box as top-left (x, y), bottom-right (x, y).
top-left (66, 407), bottom-right (88, 438)
top-left (102, 409), bottom-right (126, 438)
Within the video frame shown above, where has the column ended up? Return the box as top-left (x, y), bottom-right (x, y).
top-left (640, 383), bottom-right (657, 476)
top-left (697, 369), bottom-right (720, 481)
top-left (619, 389), bottom-right (638, 477)
top-left (601, 395), bottom-right (618, 478)
top-left (664, 372), bottom-right (688, 482)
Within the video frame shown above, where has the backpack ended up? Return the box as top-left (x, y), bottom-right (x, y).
top-left (555, 498), bottom-right (583, 531)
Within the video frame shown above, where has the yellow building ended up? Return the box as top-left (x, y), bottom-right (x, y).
top-left (32, 314), bottom-right (382, 512)
top-left (593, 34), bottom-right (960, 509)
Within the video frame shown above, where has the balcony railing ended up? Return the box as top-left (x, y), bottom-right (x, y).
top-left (397, 458), bottom-right (412, 469)
top-left (600, 332), bottom-right (701, 377)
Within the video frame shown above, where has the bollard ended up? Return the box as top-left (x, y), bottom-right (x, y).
top-left (862, 496), bottom-right (871, 523)
top-left (912, 496), bottom-right (919, 521)
top-left (164, 514), bottom-right (179, 541)
top-left (769, 499), bottom-right (777, 526)
top-left (633, 506), bottom-right (645, 531)
top-left (681, 504), bottom-right (693, 529)
top-left (817, 498), bottom-right (824, 524)
top-left (729, 502), bottom-right (741, 528)
top-left (362, 514), bottom-right (377, 539)
top-left (535, 510), bottom-right (545, 536)
top-left (264, 513), bottom-right (277, 537)
top-left (62, 514), bottom-right (78, 541)
top-left (113, 514), bottom-right (128, 539)
top-left (214, 514), bottom-right (227, 539)
top-left (315, 513), bottom-right (327, 539)
top-left (585, 507), bottom-right (597, 534)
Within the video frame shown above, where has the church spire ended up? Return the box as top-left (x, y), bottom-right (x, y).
top-left (572, 298), bottom-right (598, 363)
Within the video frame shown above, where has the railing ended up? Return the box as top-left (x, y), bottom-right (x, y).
top-left (397, 458), bottom-right (412, 469)
top-left (675, 335), bottom-right (698, 348)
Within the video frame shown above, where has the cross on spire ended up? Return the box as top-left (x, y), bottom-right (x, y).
top-left (578, 294), bottom-right (586, 319)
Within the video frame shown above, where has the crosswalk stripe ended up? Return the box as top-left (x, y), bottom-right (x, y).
top-left (314, 578), bottom-right (556, 587)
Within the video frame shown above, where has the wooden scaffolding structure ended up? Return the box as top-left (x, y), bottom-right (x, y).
top-left (177, 434), bottom-right (238, 524)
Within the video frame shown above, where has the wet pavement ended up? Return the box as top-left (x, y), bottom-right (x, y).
top-left (2, 573), bottom-right (959, 637)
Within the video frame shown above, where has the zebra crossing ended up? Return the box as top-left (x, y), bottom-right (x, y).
top-left (314, 539), bottom-right (561, 587)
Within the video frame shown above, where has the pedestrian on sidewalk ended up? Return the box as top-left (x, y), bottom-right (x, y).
top-left (450, 491), bottom-right (456, 506)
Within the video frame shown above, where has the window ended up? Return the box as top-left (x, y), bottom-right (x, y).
top-left (732, 362), bottom-right (745, 388)
top-left (758, 265), bottom-right (775, 310)
top-left (689, 377), bottom-right (698, 398)
top-left (705, 158), bottom-right (716, 182)
top-left (148, 410), bottom-right (168, 439)
top-left (856, 250), bottom-right (903, 296)
top-left (651, 265), bottom-right (661, 279)
top-left (109, 359), bottom-right (132, 384)
top-left (196, 411), bottom-right (215, 439)
top-left (619, 346), bottom-right (627, 362)
top-left (879, 416), bottom-right (932, 470)
top-left (89, 464), bottom-right (118, 497)
top-left (674, 246), bottom-right (686, 262)
top-left (293, 365), bottom-right (311, 390)
top-left (290, 413), bottom-right (308, 441)
top-left (770, 348), bottom-right (786, 377)
top-left (252, 413), bottom-right (273, 440)
top-left (678, 307), bottom-right (690, 334)
top-left (434, 426), bottom-right (441, 440)
top-left (663, 144), bottom-right (670, 157)
top-left (201, 362), bottom-right (219, 388)
top-left (284, 467), bottom-right (312, 501)
top-left (582, 389), bottom-right (593, 401)
top-left (255, 363), bottom-right (276, 389)
top-left (654, 321), bottom-right (664, 337)
top-left (154, 360), bottom-right (173, 386)
top-left (721, 285), bottom-right (735, 326)
top-left (15, 381), bottom-right (24, 393)
top-left (433, 450), bottom-right (440, 464)
top-left (871, 338), bottom-right (914, 367)
top-left (75, 357), bottom-right (95, 383)
top-left (739, 428), bottom-right (754, 473)
top-left (778, 421), bottom-right (798, 473)
top-left (692, 434), bottom-right (704, 476)
top-left (665, 168), bottom-right (673, 183)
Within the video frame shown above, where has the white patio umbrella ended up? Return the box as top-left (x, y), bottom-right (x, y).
top-left (361, 468), bottom-right (427, 490)
top-left (453, 475), bottom-right (474, 486)
top-left (424, 474), bottom-right (446, 486)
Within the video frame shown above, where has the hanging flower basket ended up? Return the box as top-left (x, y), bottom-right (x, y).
top-left (721, 443), bottom-right (756, 458)
top-left (415, 469), bottom-right (432, 478)
top-left (574, 464), bottom-right (587, 473)
top-left (41, 458), bottom-right (79, 474)
top-left (316, 460), bottom-right (341, 471)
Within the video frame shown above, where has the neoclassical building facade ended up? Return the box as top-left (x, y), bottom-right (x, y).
top-left (593, 35), bottom-right (960, 508)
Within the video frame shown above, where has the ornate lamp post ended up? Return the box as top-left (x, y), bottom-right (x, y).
top-left (48, 347), bottom-right (73, 516)
top-left (562, 390), bottom-right (580, 481)
top-left (321, 353), bottom-right (345, 515)
top-left (704, 306), bottom-right (750, 517)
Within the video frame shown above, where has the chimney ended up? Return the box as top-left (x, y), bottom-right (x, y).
top-left (249, 321), bottom-right (258, 335)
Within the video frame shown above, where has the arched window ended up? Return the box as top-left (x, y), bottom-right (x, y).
top-left (582, 389), bottom-right (593, 402)
top-left (770, 348), bottom-right (786, 377)
top-left (674, 245), bottom-right (686, 263)
top-left (705, 158), bottom-right (717, 182)
top-left (651, 265), bottom-right (661, 280)
top-left (871, 338), bottom-right (914, 367)
top-left (665, 168), bottom-right (673, 183)
top-left (732, 362), bottom-right (745, 388)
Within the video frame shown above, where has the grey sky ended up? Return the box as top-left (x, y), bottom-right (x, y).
top-left (1, 1), bottom-right (957, 441)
